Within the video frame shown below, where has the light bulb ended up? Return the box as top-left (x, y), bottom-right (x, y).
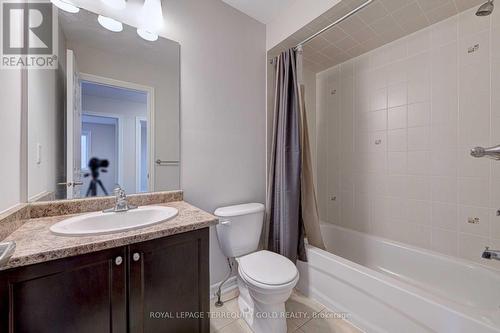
top-left (97, 15), bottom-right (123, 32)
top-left (137, 28), bottom-right (158, 42)
top-left (138, 0), bottom-right (163, 32)
top-left (50, 0), bottom-right (80, 13)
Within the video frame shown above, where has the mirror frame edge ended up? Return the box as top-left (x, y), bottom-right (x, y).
top-left (20, 68), bottom-right (28, 204)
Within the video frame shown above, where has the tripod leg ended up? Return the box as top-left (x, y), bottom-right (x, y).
top-left (97, 180), bottom-right (109, 196)
top-left (87, 181), bottom-right (98, 197)
top-left (86, 181), bottom-right (92, 197)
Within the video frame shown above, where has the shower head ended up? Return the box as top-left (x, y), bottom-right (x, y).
top-left (476, 0), bottom-right (494, 16)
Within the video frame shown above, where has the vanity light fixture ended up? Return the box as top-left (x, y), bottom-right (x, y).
top-left (137, 28), bottom-right (158, 42)
top-left (97, 15), bottom-right (123, 32)
top-left (137, 0), bottom-right (163, 42)
top-left (101, 0), bottom-right (126, 10)
top-left (50, 0), bottom-right (80, 13)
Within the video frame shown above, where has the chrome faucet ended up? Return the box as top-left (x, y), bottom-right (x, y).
top-left (482, 247), bottom-right (500, 260)
top-left (103, 185), bottom-right (137, 213)
top-left (470, 144), bottom-right (500, 160)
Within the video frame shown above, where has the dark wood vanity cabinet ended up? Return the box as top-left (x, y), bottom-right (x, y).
top-left (0, 228), bottom-right (209, 333)
top-left (128, 230), bottom-right (210, 333)
top-left (0, 245), bottom-right (128, 333)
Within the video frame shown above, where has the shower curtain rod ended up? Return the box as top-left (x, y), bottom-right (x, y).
top-left (294, 0), bottom-right (374, 50)
top-left (270, 0), bottom-right (374, 64)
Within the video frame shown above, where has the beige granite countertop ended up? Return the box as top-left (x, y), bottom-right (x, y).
top-left (1, 201), bottom-right (218, 271)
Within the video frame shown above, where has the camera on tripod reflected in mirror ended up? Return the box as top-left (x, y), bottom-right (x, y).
top-left (84, 157), bottom-right (109, 197)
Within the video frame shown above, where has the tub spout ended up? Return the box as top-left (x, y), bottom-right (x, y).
top-left (471, 145), bottom-right (500, 160)
top-left (482, 247), bottom-right (500, 260)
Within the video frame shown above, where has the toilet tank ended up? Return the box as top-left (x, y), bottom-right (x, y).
top-left (214, 203), bottom-right (265, 258)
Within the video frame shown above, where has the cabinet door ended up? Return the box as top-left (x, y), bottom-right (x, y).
top-left (0, 246), bottom-right (127, 333)
top-left (129, 229), bottom-right (209, 333)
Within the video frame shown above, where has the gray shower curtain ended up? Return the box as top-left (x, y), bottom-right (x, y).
top-left (265, 49), bottom-right (306, 263)
top-left (264, 48), bottom-right (325, 263)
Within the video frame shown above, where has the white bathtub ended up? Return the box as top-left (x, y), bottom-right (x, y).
top-left (296, 223), bottom-right (500, 333)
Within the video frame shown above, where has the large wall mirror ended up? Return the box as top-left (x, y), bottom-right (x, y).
top-left (27, 6), bottom-right (180, 202)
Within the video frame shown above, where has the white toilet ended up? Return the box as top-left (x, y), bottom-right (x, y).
top-left (214, 203), bottom-right (299, 333)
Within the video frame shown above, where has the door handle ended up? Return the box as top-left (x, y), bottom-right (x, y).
top-left (155, 159), bottom-right (179, 166)
top-left (57, 181), bottom-right (84, 187)
top-left (132, 253), bottom-right (141, 262)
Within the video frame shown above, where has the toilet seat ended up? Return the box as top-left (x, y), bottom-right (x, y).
top-left (238, 250), bottom-right (299, 289)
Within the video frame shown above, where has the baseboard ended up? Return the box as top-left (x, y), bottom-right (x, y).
top-left (209, 275), bottom-right (238, 300)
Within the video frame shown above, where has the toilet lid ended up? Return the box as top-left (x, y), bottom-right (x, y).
top-left (239, 250), bottom-right (298, 286)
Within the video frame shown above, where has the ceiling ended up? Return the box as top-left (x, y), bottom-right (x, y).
top-left (221, 0), bottom-right (296, 24)
top-left (268, 0), bottom-right (486, 72)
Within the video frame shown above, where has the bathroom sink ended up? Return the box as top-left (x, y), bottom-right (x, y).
top-left (50, 206), bottom-right (178, 236)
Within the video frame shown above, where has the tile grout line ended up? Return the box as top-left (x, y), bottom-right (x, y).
top-left (292, 307), bottom-right (327, 332)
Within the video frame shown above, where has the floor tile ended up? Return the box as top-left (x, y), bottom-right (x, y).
top-left (211, 289), bottom-right (362, 333)
top-left (210, 298), bottom-right (241, 332)
top-left (285, 290), bottom-right (325, 330)
top-left (217, 319), bottom-right (253, 333)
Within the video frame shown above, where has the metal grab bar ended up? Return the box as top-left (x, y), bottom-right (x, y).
top-left (155, 159), bottom-right (179, 166)
top-left (470, 145), bottom-right (500, 160)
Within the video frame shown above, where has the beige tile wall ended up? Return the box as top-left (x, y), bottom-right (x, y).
top-left (268, 0), bottom-right (485, 71)
top-left (315, 6), bottom-right (500, 270)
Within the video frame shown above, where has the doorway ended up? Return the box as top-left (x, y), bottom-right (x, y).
top-left (78, 77), bottom-right (152, 197)
top-left (136, 117), bottom-right (149, 193)
top-left (80, 114), bottom-right (120, 197)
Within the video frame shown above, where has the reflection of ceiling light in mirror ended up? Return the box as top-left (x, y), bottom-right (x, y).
top-left (97, 15), bottom-right (123, 32)
top-left (137, 28), bottom-right (158, 42)
top-left (139, 0), bottom-right (164, 31)
top-left (101, 0), bottom-right (126, 10)
top-left (50, 0), bottom-right (80, 13)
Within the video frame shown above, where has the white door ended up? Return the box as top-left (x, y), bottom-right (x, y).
top-left (66, 49), bottom-right (82, 199)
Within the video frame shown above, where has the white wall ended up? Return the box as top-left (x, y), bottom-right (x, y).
top-left (315, 7), bottom-right (500, 270)
top-left (0, 69), bottom-right (22, 212)
top-left (266, 0), bottom-right (341, 50)
top-left (165, 0), bottom-right (266, 286)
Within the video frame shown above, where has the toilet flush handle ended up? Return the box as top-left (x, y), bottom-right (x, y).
top-left (219, 219), bottom-right (231, 226)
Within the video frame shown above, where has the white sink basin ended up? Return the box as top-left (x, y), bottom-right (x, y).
top-left (50, 206), bottom-right (178, 236)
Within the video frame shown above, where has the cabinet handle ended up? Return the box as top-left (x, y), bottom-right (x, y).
top-left (115, 256), bottom-right (123, 266)
top-left (133, 253), bottom-right (141, 262)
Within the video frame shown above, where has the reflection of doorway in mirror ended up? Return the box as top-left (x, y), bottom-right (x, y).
top-left (80, 113), bottom-right (120, 197)
top-left (76, 75), bottom-right (154, 197)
